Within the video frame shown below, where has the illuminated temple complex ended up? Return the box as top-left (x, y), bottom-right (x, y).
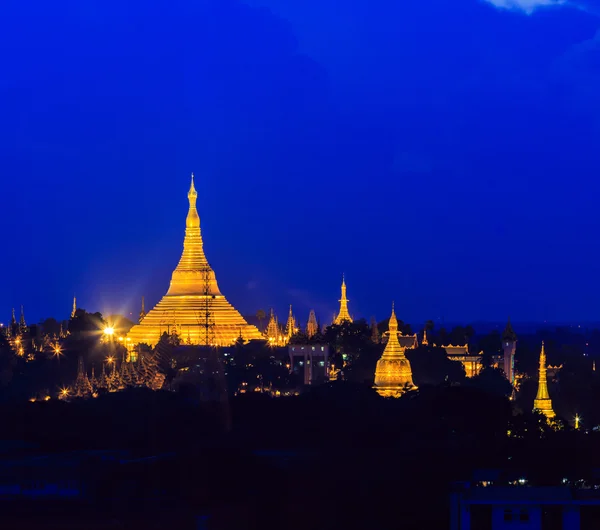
top-left (127, 175), bottom-right (262, 346)
top-left (533, 341), bottom-right (555, 420)
top-left (373, 303), bottom-right (417, 397)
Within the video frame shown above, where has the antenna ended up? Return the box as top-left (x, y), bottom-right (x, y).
top-left (200, 265), bottom-right (215, 347)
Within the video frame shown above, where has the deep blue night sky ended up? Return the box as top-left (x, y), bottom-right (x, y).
top-left (1, 0), bottom-right (600, 326)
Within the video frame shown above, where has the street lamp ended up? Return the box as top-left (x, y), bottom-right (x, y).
top-left (103, 326), bottom-right (115, 337)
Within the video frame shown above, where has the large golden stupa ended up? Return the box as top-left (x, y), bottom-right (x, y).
top-left (373, 303), bottom-right (417, 397)
top-left (127, 174), bottom-right (262, 346)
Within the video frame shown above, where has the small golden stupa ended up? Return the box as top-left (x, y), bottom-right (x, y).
top-left (373, 303), bottom-right (417, 397)
top-left (333, 274), bottom-right (353, 324)
top-left (533, 341), bottom-right (555, 419)
top-left (127, 174), bottom-right (262, 347)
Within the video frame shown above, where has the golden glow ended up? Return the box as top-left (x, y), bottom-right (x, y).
top-left (126, 174), bottom-right (262, 346)
top-left (53, 344), bottom-right (62, 357)
top-left (575, 414), bottom-right (581, 430)
top-left (60, 387), bottom-right (70, 397)
top-left (533, 341), bottom-right (555, 420)
top-left (107, 356), bottom-right (115, 364)
top-left (373, 303), bottom-right (417, 397)
top-left (103, 327), bottom-right (115, 336)
top-left (334, 274), bottom-right (353, 324)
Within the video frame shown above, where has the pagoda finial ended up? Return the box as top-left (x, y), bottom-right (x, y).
top-left (71, 295), bottom-right (77, 319)
top-left (533, 341), bottom-right (555, 420)
top-left (388, 302), bottom-right (398, 333)
top-left (11, 308), bottom-right (16, 325)
top-left (189, 172), bottom-right (197, 196)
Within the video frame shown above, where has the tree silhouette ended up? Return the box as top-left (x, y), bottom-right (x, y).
top-left (256, 309), bottom-right (266, 332)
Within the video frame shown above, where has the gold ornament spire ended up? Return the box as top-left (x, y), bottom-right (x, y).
top-left (306, 309), bottom-right (318, 338)
top-left (373, 302), bottom-right (417, 397)
top-left (126, 174), bottom-right (262, 346)
top-left (71, 296), bottom-right (77, 319)
top-left (334, 274), bottom-right (353, 324)
top-left (533, 341), bottom-right (555, 419)
top-left (285, 305), bottom-right (296, 339)
top-left (422, 326), bottom-right (428, 346)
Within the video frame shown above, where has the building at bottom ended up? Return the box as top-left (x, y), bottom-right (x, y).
top-left (288, 344), bottom-right (330, 385)
top-left (450, 479), bottom-right (600, 530)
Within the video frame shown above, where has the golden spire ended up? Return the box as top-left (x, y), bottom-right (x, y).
top-left (373, 302), bottom-right (417, 397)
top-left (71, 295), bottom-right (77, 319)
top-left (266, 308), bottom-right (281, 345)
top-left (125, 174), bottom-right (262, 346)
top-left (11, 308), bottom-right (16, 326)
top-left (334, 274), bottom-right (353, 324)
top-left (533, 341), bottom-right (555, 419)
top-left (285, 305), bottom-right (296, 339)
top-left (306, 310), bottom-right (318, 338)
top-left (422, 326), bottom-right (428, 346)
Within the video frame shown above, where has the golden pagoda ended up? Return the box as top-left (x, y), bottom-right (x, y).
top-left (127, 174), bottom-right (262, 347)
top-left (266, 308), bottom-right (286, 345)
top-left (334, 274), bottom-right (353, 324)
top-left (422, 327), bottom-right (428, 346)
top-left (285, 305), bottom-right (297, 339)
top-left (533, 341), bottom-right (555, 419)
top-left (306, 309), bottom-right (318, 338)
top-left (373, 303), bottom-right (417, 397)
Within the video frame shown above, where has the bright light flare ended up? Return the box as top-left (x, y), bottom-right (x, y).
top-left (103, 327), bottom-right (115, 336)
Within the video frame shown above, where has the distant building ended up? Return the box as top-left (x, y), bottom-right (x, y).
top-left (502, 318), bottom-right (517, 384)
top-left (450, 474), bottom-right (599, 530)
top-left (288, 344), bottom-right (330, 385)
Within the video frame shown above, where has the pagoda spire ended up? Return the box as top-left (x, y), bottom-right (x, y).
top-left (422, 326), bottom-right (428, 346)
top-left (266, 308), bottom-right (280, 345)
top-left (11, 308), bottom-right (16, 326)
top-left (285, 305), bottom-right (296, 339)
top-left (306, 310), bottom-right (318, 338)
top-left (334, 274), bottom-right (353, 324)
top-left (71, 296), bottom-right (77, 319)
top-left (533, 341), bottom-right (555, 420)
top-left (166, 172), bottom-right (217, 296)
top-left (139, 296), bottom-right (146, 323)
top-left (19, 305), bottom-right (26, 330)
top-left (74, 356), bottom-right (93, 398)
top-left (373, 302), bottom-right (416, 397)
